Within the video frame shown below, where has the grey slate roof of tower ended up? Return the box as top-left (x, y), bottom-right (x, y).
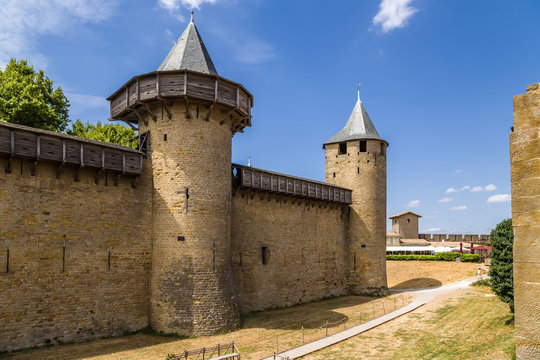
top-left (324, 96), bottom-right (387, 146)
top-left (158, 16), bottom-right (218, 75)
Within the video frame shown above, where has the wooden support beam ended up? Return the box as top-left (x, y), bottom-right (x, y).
top-left (157, 97), bottom-right (172, 119)
top-left (141, 103), bottom-right (157, 122)
top-left (184, 96), bottom-right (191, 119)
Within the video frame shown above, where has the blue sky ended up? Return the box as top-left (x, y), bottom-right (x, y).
top-left (1, 0), bottom-right (537, 234)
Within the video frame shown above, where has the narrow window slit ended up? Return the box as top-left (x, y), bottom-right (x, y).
top-left (62, 236), bottom-right (66, 273)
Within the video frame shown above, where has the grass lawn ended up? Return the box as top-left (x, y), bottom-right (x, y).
top-left (303, 284), bottom-right (515, 359)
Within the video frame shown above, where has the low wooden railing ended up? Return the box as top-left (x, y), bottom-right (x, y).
top-left (166, 342), bottom-right (240, 360)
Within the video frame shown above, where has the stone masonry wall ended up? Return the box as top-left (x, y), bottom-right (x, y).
top-left (231, 192), bottom-right (349, 313)
top-left (325, 140), bottom-right (388, 295)
top-left (511, 83), bottom-right (540, 359)
top-left (140, 102), bottom-right (240, 336)
top-left (392, 216), bottom-right (419, 239)
top-left (0, 157), bottom-right (152, 351)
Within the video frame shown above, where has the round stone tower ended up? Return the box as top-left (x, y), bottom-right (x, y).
top-left (107, 16), bottom-right (253, 335)
top-left (323, 90), bottom-right (388, 295)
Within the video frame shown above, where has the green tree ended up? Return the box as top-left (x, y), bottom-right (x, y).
top-left (0, 59), bottom-right (70, 132)
top-left (489, 218), bottom-right (514, 312)
top-left (68, 120), bottom-right (137, 148)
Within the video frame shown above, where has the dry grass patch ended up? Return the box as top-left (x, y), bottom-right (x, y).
top-left (0, 293), bottom-right (411, 360)
top-left (302, 285), bottom-right (515, 360)
top-left (387, 260), bottom-right (485, 289)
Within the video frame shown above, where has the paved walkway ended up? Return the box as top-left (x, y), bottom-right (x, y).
top-left (259, 275), bottom-right (488, 360)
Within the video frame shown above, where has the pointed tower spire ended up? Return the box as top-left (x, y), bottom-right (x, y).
top-left (158, 12), bottom-right (218, 75)
top-left (324, 86), bottom-right (387, 146)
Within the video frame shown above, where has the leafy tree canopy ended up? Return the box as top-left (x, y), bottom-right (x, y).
top-left (67, 120), bottom-right (137, 149)
top-left (0, 59), bottom-right (70, 132)
top-left (489, 218), bottom-right (514, 312)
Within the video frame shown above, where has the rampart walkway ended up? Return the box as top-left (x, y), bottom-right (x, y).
top-left (260, 275), bottom-right (488, 360)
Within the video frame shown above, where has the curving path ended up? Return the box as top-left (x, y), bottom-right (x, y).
top-left (259, 275), bottom-right (488, 360)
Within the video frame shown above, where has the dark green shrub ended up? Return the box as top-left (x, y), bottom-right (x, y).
top-left (436, 252), bottom-right (460, 261)
top-left (387, 255), bottom-right (437, 261)
top-left (460, 254), bottom-right (480, 262)
top-left (489, 219), bottom-right (514, 312)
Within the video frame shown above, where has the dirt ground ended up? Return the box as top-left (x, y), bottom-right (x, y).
top-left (1, 261), bottom-right (497, 360)
top-left (387, 260), bottom-right (487, 289)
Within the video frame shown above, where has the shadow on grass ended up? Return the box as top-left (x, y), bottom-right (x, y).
top-left (241, 294), bottom-right (378, 330)
top-left (391, 278), bottom-right (442, 290)
top-left (0, 328), bottom-right (184, 360)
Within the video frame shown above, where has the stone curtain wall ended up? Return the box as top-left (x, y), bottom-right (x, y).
top-left (230, 192), bottom-right (349, 312)
top-left (511, 83), bottom-right (540, 359)
top-left (0, 158), bottom-right (152, 351)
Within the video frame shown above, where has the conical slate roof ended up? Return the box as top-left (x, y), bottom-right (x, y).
top-left (324, 96), bottom-right (387, 145)
top-left (158, 15), bottom-right (218, 75)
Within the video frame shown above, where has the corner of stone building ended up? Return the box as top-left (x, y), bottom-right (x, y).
top-left (511, 82), bottom-right (540, 360)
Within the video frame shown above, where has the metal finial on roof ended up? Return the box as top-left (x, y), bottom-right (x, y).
top-left (323, 86), bottom-right (388, 146)
top-left (158, 12), bottom-right (218, 75)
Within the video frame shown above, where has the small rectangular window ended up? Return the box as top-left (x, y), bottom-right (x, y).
top-left (380, 142), bottom-right (385, 155)
top-left (261, 246), bottom-right (269, 265)
top-left (338, 142), bottom-right (347, 155)
top-left (359, 141), bottom-right (367, 152)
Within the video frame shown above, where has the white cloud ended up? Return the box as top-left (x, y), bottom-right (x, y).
top-left (407, 200), bottom-right (420, 208)
top-left (0, 0), bottom-right (118, 67)
top-left (484, 184), bottom-right (497, 191)
top-left (372, 0), bottom-right (418, 33)
top-left (450, 205), bottom-right (468, 211)
top-left (423, 228), bottom-right (441, 232)
top-left (158, 0), bottom-right (217, 11)
top-left (66, 92), bottom-right (108, 112)
top-left (234, 39), bottom-right (276, 65)
top-left (487, 194), bottom-right (511, 203)
top-left (446, 185), bottom-right (470, 194)
top-left (438, 197), bottom-right (453, 203)
top-left (471, 184), bottom-right (498, 192)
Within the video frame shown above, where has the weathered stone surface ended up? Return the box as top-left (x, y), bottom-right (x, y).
top-left (0, 158), bottom-right (152, 351)
top-left (138, 102), bottom-right (240, 336)
top-left (511, 83), bottom-right (540, 359)
top-left (231, 193), bottom-right (349, 312)
top-left (324, 139), bottom-right (388, 294)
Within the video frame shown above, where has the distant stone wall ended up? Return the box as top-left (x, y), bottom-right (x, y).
top-left (231, 191), bottom-right (349, 313)
top-left (0, 157), bottom-right (152, 351)
top-left (418, 233), bottom-right (490, 242)
top-left (511, 83), bottom-right (540, 359)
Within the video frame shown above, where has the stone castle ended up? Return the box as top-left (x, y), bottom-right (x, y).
top-left (0, 18), bottom-right (388, 351)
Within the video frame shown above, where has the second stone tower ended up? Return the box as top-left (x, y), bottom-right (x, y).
top-left (323, 91), bottom-right (388, 295)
